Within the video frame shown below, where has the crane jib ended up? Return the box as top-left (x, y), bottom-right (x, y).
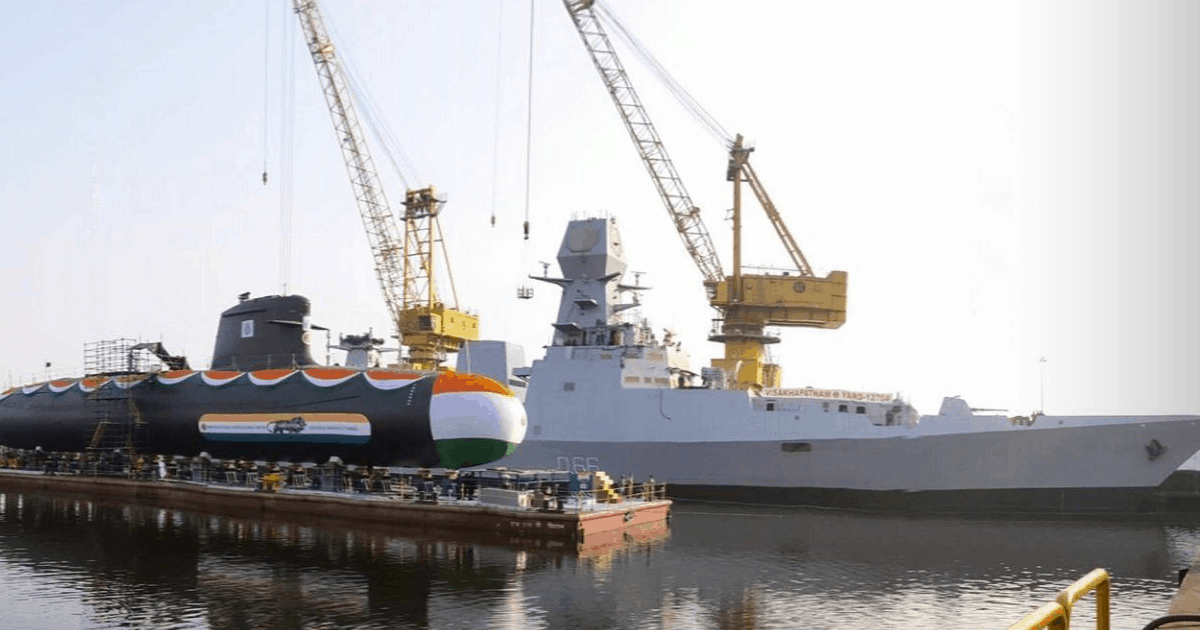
top-left (291, 0), bottom-right (478, 371)
top-left (563, 0), bottom-right (848, 390)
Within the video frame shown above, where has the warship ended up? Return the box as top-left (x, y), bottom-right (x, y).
top-left (463, 217), bottom-right (1200, 513)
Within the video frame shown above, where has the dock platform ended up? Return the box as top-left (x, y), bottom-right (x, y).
top-left (0, 463), bottom-right (671, 553)
top-left (1161, 553), bottom-right (1200, 629)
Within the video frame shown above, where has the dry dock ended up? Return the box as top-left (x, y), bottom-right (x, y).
top-left (0, 460), bottom-right (671, 553)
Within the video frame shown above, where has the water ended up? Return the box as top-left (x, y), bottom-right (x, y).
top-left (1, 491), bottom-right (1198, 630)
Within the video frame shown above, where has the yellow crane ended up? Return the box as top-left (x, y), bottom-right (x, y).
top-left (292, 0), bottom-right (477, 370)
top-left (563, 0), bottom-right (846, 390)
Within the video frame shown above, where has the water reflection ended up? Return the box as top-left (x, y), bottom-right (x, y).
top-left (651, 504), bottom-right (1195, 629)
top-left (0, 492), bottom-right (1196, 629)
top-left (0, 491), bottom-right (665, 629)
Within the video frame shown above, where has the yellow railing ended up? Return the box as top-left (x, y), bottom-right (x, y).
top-left (1006, 569), bottom-right (1110, 630)
top-left (1008, 602), bottom-right (1068, 630)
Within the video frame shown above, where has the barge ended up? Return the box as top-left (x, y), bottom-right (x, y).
top-left (0, 449), bottom-right (671, 552)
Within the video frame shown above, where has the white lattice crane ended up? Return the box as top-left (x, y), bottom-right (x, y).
top-left (292, 0), bottom-right (478, 370)
top-left (563, 0), bottom-right (847, 389)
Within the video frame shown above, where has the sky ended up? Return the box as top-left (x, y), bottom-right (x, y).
top-left (1, 1), bottom-right (1197, 417)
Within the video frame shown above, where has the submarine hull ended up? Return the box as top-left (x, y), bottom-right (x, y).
top-left (0, 369), bottom-right (526, 469)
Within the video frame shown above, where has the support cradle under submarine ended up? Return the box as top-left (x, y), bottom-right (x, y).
top-left (0, 294), bottom-right (527, 469)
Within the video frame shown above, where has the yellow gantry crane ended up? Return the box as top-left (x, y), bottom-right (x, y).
top-left (563, 0), bottom-right (847, 390)
top-left (292, 0), bottom-right (478, 370)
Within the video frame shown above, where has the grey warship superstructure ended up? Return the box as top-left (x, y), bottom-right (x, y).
top-left (467, 218), bottom-right (1200, 513)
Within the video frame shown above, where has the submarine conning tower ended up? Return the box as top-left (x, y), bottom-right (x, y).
top-left (210, 293), bottom-right (322, 371)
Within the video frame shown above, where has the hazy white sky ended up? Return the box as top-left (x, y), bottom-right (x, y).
top-left (1, 1), bottom-right (1197, 417)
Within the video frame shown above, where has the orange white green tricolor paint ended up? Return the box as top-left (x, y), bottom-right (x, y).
top-left (198, 413), bottom-right (371, 445)
top-left (430, 372), bottom-right (527, 467)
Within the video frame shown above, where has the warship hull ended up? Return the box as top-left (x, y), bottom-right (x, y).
top-left (498, 422), bottom-right (1200, 513)
top-left (496, 365), bottom-right (1200, 512)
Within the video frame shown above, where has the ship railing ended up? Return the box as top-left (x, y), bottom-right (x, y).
top-left (557, 485), bottom-right (669, 512)
top-left (0, 447), bottom-right (138, 478)
top-left (0, 448), bottom-right (668, 509)
top-left (611, 481), bottom-right (668, 502)
top-left (1005, 568), bottom-right (1110, 630)
top-left (0, 450), bottom-right (669, 516)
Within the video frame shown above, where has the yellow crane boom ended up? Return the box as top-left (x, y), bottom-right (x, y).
top-left (562, 0), bottom-right (724, 287)
top-left (291, 0), bottom-right (477, 370)
top-left (563, 0), bottom-right (846, 390)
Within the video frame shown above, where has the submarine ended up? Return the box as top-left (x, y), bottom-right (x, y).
top-left (0, 294), bottom-right (527, 469)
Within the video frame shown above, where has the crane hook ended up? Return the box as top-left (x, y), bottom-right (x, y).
top-left (523, 220), bottom-right (529, 241)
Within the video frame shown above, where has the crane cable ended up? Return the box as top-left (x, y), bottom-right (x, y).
top-left (261, 0), bottom-right (270, 186)
top-left (521, 0), bottom-right (535, 241)
top-left (594, 1), bottom-right (732, 148)
top-left (435, 216), bottom-right (461, 308)
top-left (278, 0), bottom-right (296, 296)
top-left (324, 7), bottom-right (420, 189)
top-left (490, 3), bottom-right (505, 228)
top-left (344, 67), bottom-right (418, 190)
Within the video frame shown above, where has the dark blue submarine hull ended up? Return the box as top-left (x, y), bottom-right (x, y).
top-left (0, 370), bottom-right (501, 468)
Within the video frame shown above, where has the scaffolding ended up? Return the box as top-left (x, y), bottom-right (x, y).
top-left (82, 339), bottom-right (148, 456)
